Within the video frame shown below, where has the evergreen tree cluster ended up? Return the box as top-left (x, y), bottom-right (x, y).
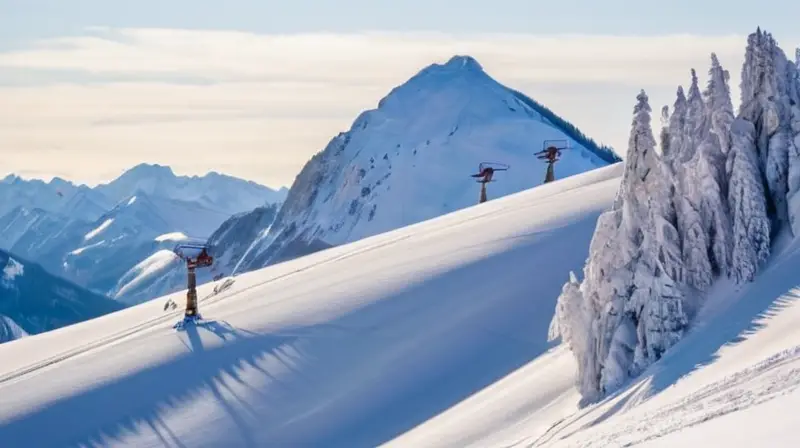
top-left (548, 28), bottom-right (800, 403)
top-left (508, 89), bottom-right (622, 164)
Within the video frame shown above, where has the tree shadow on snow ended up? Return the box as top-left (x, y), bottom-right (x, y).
top-left (0, 319), bottom-right (299, 448)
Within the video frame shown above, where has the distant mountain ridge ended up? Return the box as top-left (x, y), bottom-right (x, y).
top-left (0, 164), bottom-right (288, 303)
top-left (0, 165), bottom-right (287, 221)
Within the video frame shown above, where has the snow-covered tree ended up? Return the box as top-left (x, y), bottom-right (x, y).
top-left (552, 28), bottom-right (798, 406)
top-left (727, 118), bottom-right (771, 283)
top-left (669, 61), bottom-right (732, 289)
top-left (548, 271), bottom-right (585, 345)
top-left (664, 87), bottom-right (688, 176)
top-left (739, 29), bottom-right (792, 228)
top-left (660, 106), bottom-right (671, 158)
top-left (574, 90), bottom-right (686, 398)
top-left (681, 69), bottom-right (707, 164)
top-left (706, 53), bottom-right (735, 155)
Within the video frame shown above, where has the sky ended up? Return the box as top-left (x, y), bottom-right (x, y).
top-left (0, 0), bottom-right (798, 189)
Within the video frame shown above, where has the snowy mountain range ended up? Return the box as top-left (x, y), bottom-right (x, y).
top-left (0, 249), bottom-right (125, 345)
top-left (222, 55), bottom-right (619, 273)
top-left (113, 55), bottom-right (619, 304)
top-left (0, 164), bottom-right (287, 301)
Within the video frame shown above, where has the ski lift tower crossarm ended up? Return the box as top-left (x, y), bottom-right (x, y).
top-left (535, 139), bottom-right (571, 183)
top-left (471, 162), bottom-right (509, 204)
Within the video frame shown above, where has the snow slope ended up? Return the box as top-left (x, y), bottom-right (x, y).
top-left (230, 55), bottom-right (619, 273)
top-left (3, 159), bottom-right (796, 446)
top-left (0, 163), bottom-right (622, 447)
top-left (0, 206), bottom-right (78, 251)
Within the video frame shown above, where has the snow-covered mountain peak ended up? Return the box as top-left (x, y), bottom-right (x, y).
top-left (2, 174), bottom-right (20, 184)
top-left (444, 54), bottom-right (483, 70)
top-left (124, 162), bottom-right (175, 179)
top-left (225, 56), bottom-right (619, 272)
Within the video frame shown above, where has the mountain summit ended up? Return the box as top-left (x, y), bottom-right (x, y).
top-left (225, 54), bottom-right (619, 271)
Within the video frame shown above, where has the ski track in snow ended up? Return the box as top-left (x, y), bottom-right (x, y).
top-left (535, 345), bottom-right (800, 447)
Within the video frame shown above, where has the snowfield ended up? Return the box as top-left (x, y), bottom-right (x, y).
top-left (1, 162), bottom-right (799, 447)
top-left (0, 164), bottom-right (619, 447)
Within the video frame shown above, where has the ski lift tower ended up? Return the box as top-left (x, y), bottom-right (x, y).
top-left (471, 162), bottom-right (509, 203)
top-left (535, 140), bottom-right (570, 183)
top-left (173, 242), bottom-right (214, 321)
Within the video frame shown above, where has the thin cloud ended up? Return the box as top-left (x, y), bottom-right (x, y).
top-left (0, 28), bottom-right (789, 187)
top-left (0, 28), bottom-right (751, 86)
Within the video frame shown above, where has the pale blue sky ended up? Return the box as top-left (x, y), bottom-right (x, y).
top-left (0, 0), bottom-right (798, 187)
top-left (2, 0), bottom-right (797, 39)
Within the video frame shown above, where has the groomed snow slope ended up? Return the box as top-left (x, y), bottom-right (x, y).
top-left (3, 159), bottom-right (799, 447)
top-left (0, 163), bottom-right (621, 448)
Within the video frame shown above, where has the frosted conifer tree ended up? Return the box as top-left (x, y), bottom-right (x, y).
top-left (739, 29), bottom-right (790, 227)
top-left (727, 118), bottom-right (770, 283)
top-left (671, 68), bottom-right (717, 289)
top-left (666, 87), bottom-right (688, 173)
top-left (706, 53), bottom-right (735, 155)
top-left (660, 106), bottom-right (671, 159)
top-left (681, 69), bottom-right (707, 164)
top-left (548, 271), bottom-right (585, 344)
top-left (581, 90), bottom-right (686, 396)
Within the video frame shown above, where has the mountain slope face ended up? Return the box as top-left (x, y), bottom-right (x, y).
top-left (46, 192), bottom-right (230, 294)
top-left (0, 315), bottom-right (28, 343)
top-left (0, 163), bottom-right (624, 447)
top-left (0, 206), bottom-right (80, 252)
top-left (0, 165), bottom-right (287, 301)
top-left (0, 250), bottom-right (125, 344)
top-left (226, 55), bottom-right (619, 273)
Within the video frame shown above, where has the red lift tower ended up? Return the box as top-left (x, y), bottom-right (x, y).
top-left (535, 140), bottom-right (570, 183)
top-left (471, 162), bottom-right (509, 203)
top-left (173, 242), bottom-right (214, 322)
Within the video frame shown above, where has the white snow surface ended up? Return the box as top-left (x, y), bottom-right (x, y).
top-left (111, 250), bottom-right (181, 300)
top-left (69, 240), bottom-right (106, 256)
top-left (2, 162), bottom-right (799, 447)
top-left (83, 218), bottom-right (114, 241)
top-left (155, 232), bottom-right (188, 242)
